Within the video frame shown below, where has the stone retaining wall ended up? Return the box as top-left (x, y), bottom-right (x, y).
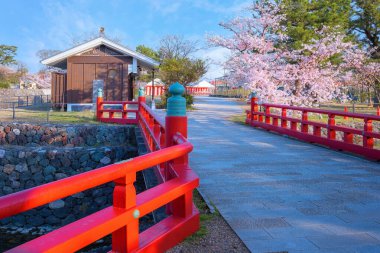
top-left (0, 123), bottom-right (138, 234)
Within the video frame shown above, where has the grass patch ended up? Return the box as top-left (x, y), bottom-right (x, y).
top-left (184, 189), bottom-right (219, 242)
top-left (0, 106), bottom-right (99, 124)
top-left (229, 113), bottom-right (247, 125)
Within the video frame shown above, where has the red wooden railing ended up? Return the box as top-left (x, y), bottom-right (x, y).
top-left (97, 96), bottom-right (139, 124)
top-left (246, 96), bottom-right (380, 161)
top-left (0, 85), bottom-right (200, 252)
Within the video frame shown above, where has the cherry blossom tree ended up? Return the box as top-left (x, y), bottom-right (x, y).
top-left (208, 0), bottom-right (373, 106)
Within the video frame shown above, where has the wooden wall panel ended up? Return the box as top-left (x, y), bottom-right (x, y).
top-left (71, 64), bottom-right (84, 103)
top-left (122, 64), bottom-right (129, 101)
top-left (66, 53), bottom-right (134, 103)
top-left (83, 64), bottom-right (96, 103)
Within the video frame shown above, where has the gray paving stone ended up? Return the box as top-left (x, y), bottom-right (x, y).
top-left (307, 233), bottom-right (380, 249)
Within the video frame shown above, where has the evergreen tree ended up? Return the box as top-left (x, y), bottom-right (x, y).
top-left (350, 0), bottom-right (380, 58)
top-left (279, 0), bottom-right (351, 49)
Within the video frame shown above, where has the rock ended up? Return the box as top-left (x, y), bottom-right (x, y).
top-left (100, 156), bottom-right (111, 165)
top-left (47, 150), bottom-right (57, 159)
top-left (7, 132), bottom-right (16, 143)
top-left (45, 215), bottom-right (61, 225)
top-left (53, 207), bottom-right (69, 218)
top-left (39, 159), bottom-right (49, 167)
top-left (79, 153), bottom-right (89, 163)
top-left (3, 186), bottom-right (13, 194)
top-left (0, 149), bottom-right (5, 158)
top-left (25, 180), bottom-right (35, 189)
top-left (94, 196), bottom-right (107, 206)
top-left (18, 151), bottom-right (25, 158)
top-left (13, 216), bottom-right (26, 226)
top-left (43, 165), bottom-right (56, 176)
top-left (19, 171), bottom-right (32, 181)
top-left (60, 157), bottom-right (71, 167)
top-left (49, 200), bottom-right (65, 209)
top-left (12, 128), bottom-right (21, 135)
top-left (72, 192), bottom-right (85, 198)
top-left (39, 208), bottom-right (52, 218)
top-left (3, 164), bottom-right (15, 174)
top-left (32, 172), bottom-right (44, 184)
top-left (55, 173), bottom-right (68, 180)
top-left (91, 152), bottom-right (104, 162)
top-left (92, 189), bottom-right (103, 197)
top-left (15, 163), bottom-right (28, 173)
top-left (11, 180), bottom-right (21, 188)
top-left (62, 214), bottom-right (76, 225)
top-left (28, 215), bottom-right (44, 226)
top-left (45, 174), bottom-right (54, 182)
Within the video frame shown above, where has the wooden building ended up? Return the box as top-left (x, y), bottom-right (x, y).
top-left (42, 36), bottom-right (158, 110)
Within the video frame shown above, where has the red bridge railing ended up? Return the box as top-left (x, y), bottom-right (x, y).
top-left (0, 83), bottom-right (200, 252)
top-left (246, 96), bottom-right (380, 161)
top-left (96, 97), bottom-right (139, 125)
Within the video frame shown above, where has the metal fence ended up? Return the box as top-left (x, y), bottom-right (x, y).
top-left (0, 95), bottom-right (50, 109)
top-left (0, 103), bottom-right (96, 124)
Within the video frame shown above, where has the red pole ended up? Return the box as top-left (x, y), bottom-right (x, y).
top-left (377, 106), bottom-right (380, 116)
top-left (344, 107), bottom-right (348, 120)
top-left (251, 94), bottom-right (258, 122)
top-left (138, 87), bottom-right (146, 122)
top-left (165, 82), bottom-right (193, 218)
top-left (96, 88), bottom-right (103, 121)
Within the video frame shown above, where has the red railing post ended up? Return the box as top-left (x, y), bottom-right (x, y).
top-left (363, 118), bottom-right (374, 148)
top-left (301, 110), bottom-right (308, 133)
top-left (344, 107), bottom-right (348, 120)
top-left (265, 106), bottom-right (271, 124)
top-left (165, 82), bottom-right (193, 218)
top-left (138, 87), bottom-right (146, 122)
top-left (290, 111), bottom-right (297, 131)
top-left (112, 172), bottom-right (139, 252)
top-left (328, 114), bottom-right (336, 140)
top-left (281, 108), bottom-right (287, 128)
top-left (251, 94), bottom-right (259, 122)
top-left (122, 102), bottom-right (128, 119)
top-left (96, 88), bottom-right (103, 120)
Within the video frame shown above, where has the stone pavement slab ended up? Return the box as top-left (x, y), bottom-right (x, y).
top-left (186, 96), bottom-right (380, 253)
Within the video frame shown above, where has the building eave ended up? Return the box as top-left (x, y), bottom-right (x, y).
top-left (41, 37), bottom-right (159, 68)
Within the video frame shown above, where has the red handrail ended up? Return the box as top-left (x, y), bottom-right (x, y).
top-left (246, 97), bottom-right (380, 161)
top-left (1, 94), bottom-right (200, 252)
top-left (97, 100), bottom-right (139, 124)
top-left (0, 140), bottom-right (192, 219)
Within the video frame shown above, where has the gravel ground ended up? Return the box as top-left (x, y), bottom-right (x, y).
top-left (168, 191), bottom-right (250, 253)
top-left (168, 214), bottom-right (250, 253)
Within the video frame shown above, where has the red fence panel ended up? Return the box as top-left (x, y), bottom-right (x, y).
top-left (246, 97), bottom-right (380, 161)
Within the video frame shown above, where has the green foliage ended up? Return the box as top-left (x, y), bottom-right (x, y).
top-left (136, 36), bottom-right (207, 88)
top-left (0, 45), bottom-right (17, 65)
top-left (156, 92), bottom-right (194, 109)
top-left (0, 80), bottom-right (10, 88)
top-left (350, 0), bottom-right (380, 58)
top-left (136, 45), bottom-right (160, 62)
top-left (160, 58), bottom-right (207, 87)
top-left (279, 0), bottom-right (351, 49)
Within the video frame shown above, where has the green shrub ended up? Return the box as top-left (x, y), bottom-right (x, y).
top-left (155, 92), bottom-right (194, 109)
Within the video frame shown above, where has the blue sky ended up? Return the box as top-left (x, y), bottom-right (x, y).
top-left (0, 0), bottom-right (250, 79)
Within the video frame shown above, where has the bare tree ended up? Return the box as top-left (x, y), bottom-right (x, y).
top-left (158, 35), bottom-right (198, 60)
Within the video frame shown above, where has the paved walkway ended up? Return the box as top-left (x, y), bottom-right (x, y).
top-left (186, 96), bottom-right (380, 253)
